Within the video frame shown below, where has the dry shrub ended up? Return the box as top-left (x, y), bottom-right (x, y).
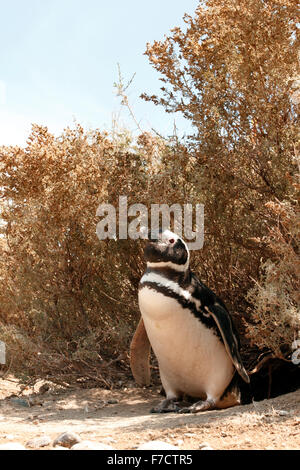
top-left (0, 0), bottom-right (299, 383)
top-left (0, 124), bottom-right (198, 382)
top-left (246, 193), bottom-right (300, 357)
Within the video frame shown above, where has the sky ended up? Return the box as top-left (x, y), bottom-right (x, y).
top-left (0, 0), bottom-right (199, 146)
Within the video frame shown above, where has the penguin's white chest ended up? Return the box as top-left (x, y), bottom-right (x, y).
top-left (138, 285), bottom-right (234, 399)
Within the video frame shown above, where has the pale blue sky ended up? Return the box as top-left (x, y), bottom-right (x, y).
top-left (0, 0), bottom-right (199, 146)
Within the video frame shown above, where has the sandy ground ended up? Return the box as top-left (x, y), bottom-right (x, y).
top-left (0, 376), bottom-right (299, 450)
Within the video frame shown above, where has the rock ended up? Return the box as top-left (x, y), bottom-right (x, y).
top-left (102, 437), bottom-right (117, 444)
top-left (53, 432), bottom-right (81, 448)
top-left (38, 384), bottom-right (50, 394)
top-left (26, 435), bottom-right (52, 448)
top-left (106, 399), bottom-right (118, 404)
top-left (137, 440), bottom-right (179, 450)
top-left (10, 397), bottom-right (30, 408)
top-left (243, 438), bottom-right (252, 444)
top-left (199, 442), bottom-right (213, 449)
top-left (176, 439), bottom-right (184, 446)
top-left (71, 441), bottom-right (115, 450)
top-left (184, 432), bottom-right (196, 438)
top-left (0, 442), bottom-right (26, 450)
top-left (201, 446), bottom-right (214, 450)
top-left (278, 410), bottom-right (290, 416)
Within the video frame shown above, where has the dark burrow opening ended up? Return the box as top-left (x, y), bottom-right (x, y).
top-left (242, 358), bottom-right (300, 404)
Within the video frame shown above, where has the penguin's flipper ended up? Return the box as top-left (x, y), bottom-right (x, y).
top-left (207, 302), bottom-right (250, 384)
top-left (130, 317), bottom-right (151, 386)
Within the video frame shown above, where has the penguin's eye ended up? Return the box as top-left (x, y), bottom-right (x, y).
top-left (169, 239), bottom-right (175, 244)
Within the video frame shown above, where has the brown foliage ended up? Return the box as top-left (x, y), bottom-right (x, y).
top-left (0, 124), bottom-right (198, 381)
top-left (0, 0), bottom-right (299, 382)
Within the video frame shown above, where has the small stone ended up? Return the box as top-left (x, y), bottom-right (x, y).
top-left (4, 434), bottom-right (16, 440)
top-left (71, 441), bottom-right (115, 450)
top-left (106, 399), bottom-right (118, 404)
top-left (10, 397), bottom-right (30, 408)
top-left (201, 446), bottom-right (214, 450)
top-left (278, 410), bottom-right (290, 416)
top-left (0, 442), bottom-right (26, 450)
top-left (137, 440), bottom-right (179, 450)
top-left (176, 439), bottom-right (184, 445)
top-left (199, 442), bottom-right (212, 449)
top-left (26, 435), bottom-right (51, 448)
top-left (53, 432), bottom-right (81, 448)
top-left (102, 437), bottom-right (117, 444)
top-left (38, 384), bottom-right (50, 394)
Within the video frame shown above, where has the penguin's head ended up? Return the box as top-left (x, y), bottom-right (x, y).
top-left (144, 229), bottom-right (189, 271)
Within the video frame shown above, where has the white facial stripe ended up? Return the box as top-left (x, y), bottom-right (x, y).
top-left (161, 230), bottom-right (179, 243)
top-left (141, 272), bottom-right (201, 310)
top-left (147, 260), bottom-right (188, 272)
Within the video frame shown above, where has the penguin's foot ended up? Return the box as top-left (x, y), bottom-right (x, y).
top-left (179, 398), bottom-right (216, 414)
top-left (150, 398), bottom-right (181, 414)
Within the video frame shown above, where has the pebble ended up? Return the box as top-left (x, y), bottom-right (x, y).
top-left (199, 442), bottom-right (212, 449)
top-left (106, 399), bottom-right (118, 405)
top-left (53, 432), bottom-right (81, 448)
top-left (71, 441), bottom-right (115, 450)
top-left (0, 442), bottom-right (27, 450)
top-left (176, 439), bottom-right (184, 446)
top-left (243, 438), bottom-right (252, 444)
top-left (278, 410), bottom-right (290, 416)
top-left (26, 435), bottom-right (52, 448)
top-left (201, 446), bottom-right (214, 450)
top-left (103, 437), bottom-right (117, 444)
top-left (10, 398), bottom-right (30, 408)
top-left (38, 384), bottom-right (50, 394)
top-left (137, 440), bottom-right (179, 450)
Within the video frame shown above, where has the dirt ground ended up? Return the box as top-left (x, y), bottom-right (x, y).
top-left (0, 375), bottom-right (299, 450)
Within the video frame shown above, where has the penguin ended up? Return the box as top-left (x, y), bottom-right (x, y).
top-left (136, 229), bottom-right (250, 413)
